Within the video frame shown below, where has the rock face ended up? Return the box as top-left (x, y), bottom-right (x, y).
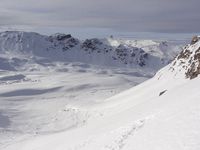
top-left (81, 38), bottom-right (103, 51)
top-left (185, 47), bottom-right (200, 79)
top-left (81, 38), bottom-right (112, 53)
top-left (170, 36), bottom-right (200, 79)
top-left (114, 45), bottom-right (148, 66)
top-left (48, 33), bottom-right (80, 51)
top-left (81, 39), bottom-right (150, 66)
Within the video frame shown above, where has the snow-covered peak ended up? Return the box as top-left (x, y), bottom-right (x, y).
top-left (157, 36), bottom-right (200, 80)
top-left (0, 31), bottom-right (182, 73)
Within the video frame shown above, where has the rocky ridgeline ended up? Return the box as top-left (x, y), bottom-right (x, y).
top-left (114, 45), bottom-right (148, 66)
top-left (171, 36), bottom-right (200, 79)
top-left (48, 33), bottom-right (79, 51)
top-left (81, 38), bottom-right (149, 66)
top-left (81, 38), bottom-right (112, 53)
top-left (0, 31), bottom-right (178, 70)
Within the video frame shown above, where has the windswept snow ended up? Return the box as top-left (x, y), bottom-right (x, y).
top-left (0, 63), bottom-right (149, 149)
top-left (1, 32), bottom-right (199, 150)
top-left (2, 65), bottom-right (200, 150)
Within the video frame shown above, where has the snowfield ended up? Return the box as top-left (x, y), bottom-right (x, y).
top-left (2, 62), bottom-right (200, 150)
top-left (1, 31), bottom-right (199, 150)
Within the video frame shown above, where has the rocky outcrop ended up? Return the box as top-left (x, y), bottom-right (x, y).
top-left (115, 45), bottom-right (148, 66)
top-left (82, 38), bottom-right (104, 51)
top-left (185, 47), bottom-right (200, 79)
top-left (48, 33), bottom-right (80, 51)
top-left (191, 36), bottom-right (200, 45)
top-left (171, 36), bottom-right (200, 79)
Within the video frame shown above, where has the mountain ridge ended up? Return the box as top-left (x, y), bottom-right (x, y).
top-left (0, 31), bottom-right (181, 73)
top-left (157, 35), bottom-right (200, 80)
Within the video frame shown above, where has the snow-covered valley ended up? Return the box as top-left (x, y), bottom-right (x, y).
top-left (1, 31), bottom-right (200, 150)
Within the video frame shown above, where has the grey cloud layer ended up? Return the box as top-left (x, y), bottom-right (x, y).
top-left (1, 0), bottom-right (200, 32)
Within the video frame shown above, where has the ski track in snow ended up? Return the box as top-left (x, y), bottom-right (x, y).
top-left (102, 119), bottom-right (145, 150)
top-left (66, 119), bottom-right (147, 150)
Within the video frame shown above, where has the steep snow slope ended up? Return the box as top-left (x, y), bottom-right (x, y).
top-left (1, 37), bottom-right (200, 150)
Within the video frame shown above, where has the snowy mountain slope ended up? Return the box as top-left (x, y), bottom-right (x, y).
top-left (107, 38), bottom-right (180, 59)
top-left (0, 31), bottom-right (181, 72)
top-left (0, 31), bottom-right (182, 146)
top-left (1, 37), bottom-right (200, 150)
top-left (4, 72), bottom-right (200, 150)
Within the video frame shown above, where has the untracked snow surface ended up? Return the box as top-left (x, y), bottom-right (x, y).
top-left (1, 32), bottom-right (199, 150)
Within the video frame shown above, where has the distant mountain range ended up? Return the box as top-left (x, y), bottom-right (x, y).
top-left (0, 31), bottom-right (181, 73)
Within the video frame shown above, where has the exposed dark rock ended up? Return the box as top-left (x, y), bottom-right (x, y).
top-left (177, 49), bottom-right (192, 60)
top-left (81, 39), bottom-right (103, 51)
top-left (131, 53), bottom-right (135, 57)
top-left (173, 36), bottom-right (200, 79)
top-left (54, 34), bottom-right (72, 41)
top-left (48, 34), bottom-right (79, 51)
top-left (191, 36), bottom-right (200, 45)
top-left (115, 44), bottom-right (148, 66)
top-left (186, 47), bottom-right (200, 79)
top-left (159, 90), bottom-right (167, 96)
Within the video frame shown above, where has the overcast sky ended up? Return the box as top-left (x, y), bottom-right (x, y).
top-left (0, 0), bottom-right (200, 34)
